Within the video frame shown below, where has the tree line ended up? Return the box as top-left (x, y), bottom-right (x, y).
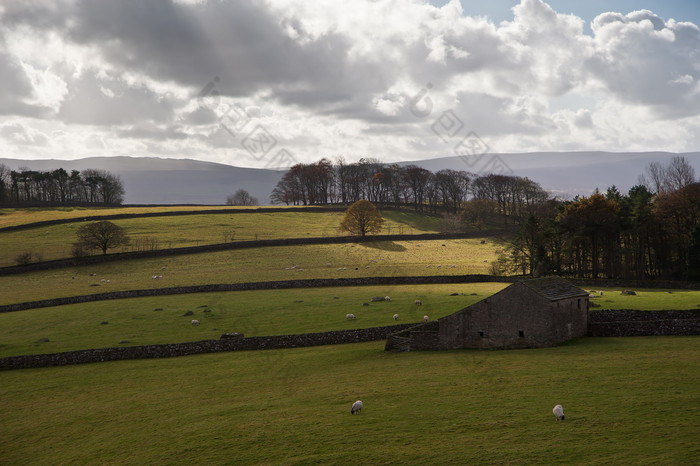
top-left (272, 156), bottom-right (700, 281)
top-left (0, 165), bottom-right (125, 205)
top-left (270, 157), bottom-right (548, 215)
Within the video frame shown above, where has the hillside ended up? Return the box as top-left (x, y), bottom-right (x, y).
top-left (0, 156), bottom-right (285, 205)
top-left (2, 151), bottom-right (700, 204)
top-left (400, 151), bottom-right (700, 197)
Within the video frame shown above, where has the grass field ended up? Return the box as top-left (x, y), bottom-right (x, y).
top-left (2, 336), bottom-right (698, 464)
top-left (0, 209), bottom-right (439, 267)
top-left (0, 205), bottom-right (287, 228)
top-left (0, 283), bottom-right (506, 357)
top-left (0, 238), bottom-right (501, 305)
top-left (2, 206), bottom-right (700, 464)
top-left (2, 283), bottom-right (699, 358)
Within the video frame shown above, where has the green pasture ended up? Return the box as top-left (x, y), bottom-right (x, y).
top-left (2, 337), bottom-right (698, 464)
top-left (587, 287), bottom-right (700, 310)
top-left (0, 239), bottom-right (500, 305)
top-left (0, 209), bottom-right (438, 266)
top-left (0, 283), bottom-right (505, 357)
top-left (0, 205), bottom-right (281, 228)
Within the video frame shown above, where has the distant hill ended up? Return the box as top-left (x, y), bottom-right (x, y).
top-left (2, 152), bottom-right (699, 204)
top-left (400, 151), bottom-right (700, 198)
top-left (0, 156), bottom-right (286, 205)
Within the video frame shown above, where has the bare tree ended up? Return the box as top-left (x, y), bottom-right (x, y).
top-left (666, 156), bottom-right (696, 191)
top-left (226, 189), bottom-right (258, 206)
top-left (639, 157), bottom-right (696, 194)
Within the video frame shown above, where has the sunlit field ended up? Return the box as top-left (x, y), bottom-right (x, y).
top-left (0, 239), bottom-right (501, 305)
top-left (0, 205), bottom-right (288, 228)
top-left (0, 209), bottom-right (440, 266)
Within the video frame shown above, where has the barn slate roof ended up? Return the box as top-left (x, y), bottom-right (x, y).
top-left (518, 277), bottom-right (588, 301)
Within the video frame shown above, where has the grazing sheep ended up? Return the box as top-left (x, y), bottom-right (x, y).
top-left (414, 299), bottom-right (422, 306)
top-left (424, 315), bottom-right (429, 322)
top-left (351, 400), bottom-right (363, 414)
top-left (393, 314), bottom-right (399, 321)
top-left (553, 404), bottom-right (565, 421)
top-left (384, 296), bottom-right (391, 301)
top-left (346, 313), bottom-right (356, 320)
top-left (191, 319), bottom-right (201, 326)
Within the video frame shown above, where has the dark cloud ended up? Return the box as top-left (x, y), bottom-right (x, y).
top-left (57, 72), bottom-right (177, 125)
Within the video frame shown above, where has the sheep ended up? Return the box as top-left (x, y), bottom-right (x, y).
top-left (414, 299), bottom-right (422, 306)
top-left (191, 319), bottom-right (201, 326)
top-left (346, 313), bottom-right (356, 320)
top-left (393, 314), bottom-right (399, 320)
top-left (351, 400), bottom-right (363, 415)
top-left (384, 296), bottom-right (391, 301)
top-left (553, 404), bottom-right (565, 421)
top-left (600, 291), bottom-right (604, 296)
top-left (424, 315), bottom-right (429, 322)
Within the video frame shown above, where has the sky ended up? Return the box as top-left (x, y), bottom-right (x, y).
top-left (1, 0), bottom-right (699, 169)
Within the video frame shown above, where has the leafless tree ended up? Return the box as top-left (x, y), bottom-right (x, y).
top-left (226, 189), bottom-right (258, 206)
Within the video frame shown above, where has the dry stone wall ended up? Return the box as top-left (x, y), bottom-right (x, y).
top-left (0, 323), bottom-right (417, 371)
top-left (0, 275), bottom-right (514, 313)
top-left (588, 309), bottom-right (700, 336)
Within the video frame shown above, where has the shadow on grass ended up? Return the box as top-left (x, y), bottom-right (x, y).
top-left (360, 241), bottom-right (407, 252)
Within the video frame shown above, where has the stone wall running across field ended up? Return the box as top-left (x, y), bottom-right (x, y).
top-left (0, 232), bottom-right (484, 276)
top-left (588, 309), bottom-right (700, 337)
top-left (0, 323), bottom-right (417, 371)
top-left (0, 275), bottom-right (514, 313)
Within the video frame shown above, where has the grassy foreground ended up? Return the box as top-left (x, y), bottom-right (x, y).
top-left (2, 337), bottom-right (699, 464)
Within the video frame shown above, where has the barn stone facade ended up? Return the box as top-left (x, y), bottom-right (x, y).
top-left (387, 278), bottom-right (589, 351)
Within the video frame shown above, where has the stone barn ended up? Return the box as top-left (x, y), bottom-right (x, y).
top-left (387, 278), bottom-right (589, 351)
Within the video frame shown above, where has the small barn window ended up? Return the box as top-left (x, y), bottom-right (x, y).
top-left (518, 330), bottom-right (524, 338)
top-left (478, 331), bottom-right (484, 337)
top-left (577, 299), bottom-right (581, 309)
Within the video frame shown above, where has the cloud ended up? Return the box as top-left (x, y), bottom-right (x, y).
top-left (588, 9), bottom-right (700, 118)
top-left (0, 0), bottom-right (698, 165)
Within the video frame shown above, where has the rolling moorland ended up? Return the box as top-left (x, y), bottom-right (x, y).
top-left (1, 205), bottom-right (699, 464)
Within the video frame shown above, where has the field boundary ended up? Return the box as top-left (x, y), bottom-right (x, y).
top-left (3, 309), bottom-right (700, 370)
top-left (0, 275), bottom-right (514, 312)
top-left (0, 323), bottom-right (418, 371)
top-left (0, 206), bottom-right (346, 232)
top-left (0, 232), bottom-right (485, 276)
top-left (2, 275), bottom-right (699, 312)
top-left (588, 309), bottom-right (700, 336)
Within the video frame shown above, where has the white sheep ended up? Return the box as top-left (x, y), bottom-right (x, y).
top-left (346, 313), bottom-right (356, 320)
top-left (393, 314), bottom-right (399, 320)
top-left (553, 404), bottom-right (565, 421)
top-left (414, 299), bottom-right (422, 306)
top-left (351, 400), bottom-right (363, 415)
top-left (384, 296), bottom-right (391, 301)
top-left (424, 315), bottom-right (429, 322)
top-left (191, 319), bottom-right (200, 326)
